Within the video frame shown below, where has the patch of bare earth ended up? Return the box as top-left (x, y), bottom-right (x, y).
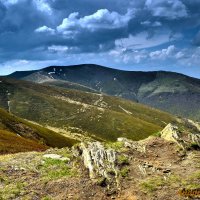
top-left (0, 137), bottom-right (199, 200)
top-left (118, 137), bottom-right (200, 200)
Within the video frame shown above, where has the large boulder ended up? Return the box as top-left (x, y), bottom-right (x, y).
top-left (161, 123), bottom-right (200, 149)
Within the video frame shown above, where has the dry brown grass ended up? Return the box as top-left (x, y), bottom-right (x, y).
top-left (0, 130), bottom-right (48, 154)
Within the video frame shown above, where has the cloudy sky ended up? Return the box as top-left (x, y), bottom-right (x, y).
top-left (0, 0), bottom-right (200, 77)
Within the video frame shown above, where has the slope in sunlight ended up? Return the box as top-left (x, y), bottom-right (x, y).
top-left (9, 64), bottom-right (200, 121)
top-left (0, 77), bottom-right (189, 143)
top-left (0, 108), bottom-right (78, 154)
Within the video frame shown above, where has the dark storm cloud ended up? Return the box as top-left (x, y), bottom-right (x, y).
top-left (0, 2), bottom-right (6, 21)
top-left (0, 0), bottom-right (196, 54)
top-left (48, 0), bottom-right (132, 15)
top-left (193, 31), bottom-right (200, 46)
top-left (0, 0), bottom-right (200, 69)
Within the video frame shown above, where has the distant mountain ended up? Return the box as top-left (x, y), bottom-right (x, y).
top-left (0, 108), bottom-right (78, 154)
top-left (8, 64), bottom-right (200, 121)
top-left (0, 77), bottom-right (187, 142)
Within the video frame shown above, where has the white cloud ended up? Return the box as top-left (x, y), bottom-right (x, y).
top-left (178, 47), bottom-right (200, 67)
top-left (1, 0), bottom-right (19, 7)
top-left (48, 45), bottom-right (69, 52)
top-left (109, 48), bottom-right (147, 64)
top-left (175, 51), bottom-right (184, 59)
top-left (57, 9), bottom-right (134, 33)
top-left (145, 0), bottom-right (188, 19)
top-left (141, 20), bottom-right (162, 27)
top-left (141, 20), bottom-right (151, 26)
top-left (35, 26), bottom-right (55, 35)
top-left (115, 31), bottom-right (172, 50)
top-left (34, 0), bottom-right (52, 15)
top-left (152, 21), bottom-right (162, 27)
top-left (0, 59), bottom-right (65, 75)
top-left (150, 45), bottom-right (175, 59)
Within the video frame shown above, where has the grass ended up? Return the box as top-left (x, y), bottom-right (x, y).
top-left (0, 107), bottom-right (79, 154)
top-left (0, 148), bottom-right (79, 199)
top-left (41, 196), bottom-right (53, 200)
top-left (0, 130), bottom-right (47, 154)
top-left (0, 77), bottom-right (193, 143)
top-left (140, 172), bottom-right (200, 195)
top-left (105, 141), bottom-right (124, 151)
top-left (43, 80), bottom-right (99, 93)
top-left (120, 167), bottom-right (129, 177)
top-left (39, 158), bottom-right (78, 181)
top-left (117, 155), bottom-right (129, 165)
top-left (6, 65), bottom-right (200, 122)
top-left (0, 180), bottom-right (26, 200)
top-left (140, 176), bottom-right (167, 193)
top-left (153, 132), bottom-right (161, 137)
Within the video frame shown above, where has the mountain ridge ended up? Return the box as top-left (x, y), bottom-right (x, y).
top-left (7, 64), bottom-right (200, 121)
top-left (9, 64), bottom-right (200, 80)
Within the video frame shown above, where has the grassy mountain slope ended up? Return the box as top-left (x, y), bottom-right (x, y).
top-left (0, 108), bottom-right (78, 154)
top-left (0, 77), bottom-right (185, 142)
top-left (9, 64), bottom-right (200, 121)
top-left (0, 130), bottom-right (47, 154)
top-left (42, 80), bottom-right (99, 93)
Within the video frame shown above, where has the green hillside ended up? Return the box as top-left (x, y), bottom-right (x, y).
top-left (0, 108), bottom-right (78, 154)
top-left (0, 77), bottom-right (182, 142)
top-left (43, 80), bottom-right (99, 93)
top-left (9, 64), bottom-right (200, 121)
top-left (0, 130), bottom-right (47, 154)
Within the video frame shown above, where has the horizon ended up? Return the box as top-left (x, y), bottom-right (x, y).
top-left (0, 0), bottom-right (200, 78)
top-left (3, 63), bottom-right (200, 79)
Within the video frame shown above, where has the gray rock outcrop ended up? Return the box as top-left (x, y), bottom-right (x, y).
top-left (80, 142), bottom-right (117, 180)
top-left (161, 123), bottom-right (200, 149)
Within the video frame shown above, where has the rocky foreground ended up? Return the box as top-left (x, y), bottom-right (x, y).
top-left (0, 124), bottom-right (200, 200)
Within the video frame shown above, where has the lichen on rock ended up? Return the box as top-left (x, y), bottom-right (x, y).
top-left (78, 141), bottom-right (120, 193)
top-left (117, 137), bottom-right (146, 153)
top-left (161, 123), bottom-right (200, 149)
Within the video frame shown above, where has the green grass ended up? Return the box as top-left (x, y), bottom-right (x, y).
top-left (0, 130), bottom-right (47, 154)
top-left (152, 132), bottom-right (161, 137)
top-left (39, 158), bottom-right (78, 181)
top-left (140, 172), bottom-right (200, 194)
top-left (7, 65), bottom-right (200, 121)
top-left (0, 180), bottom-right (26, 199)
top-left (140, 176), bottom-right (167, 193)
top-left (41, 196), bottom-right (53, 200)
top-left (0, 108), bottom-right (78, 153)
top-left (117, 155), bottom-right (129, 165)
top-left (0, 77), bottom-right (192, 142)
top-left (120, 167), bottom-right (129, 177)
top-left (43, 80), bottom-right (99, 93)
top-left (105, 141), bottom-right (124, 151)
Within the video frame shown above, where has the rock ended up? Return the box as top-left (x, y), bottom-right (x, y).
top-left (161, 123), bottom-right (181, 144)
top-left (163, 169), bottom-right (171, 173)
top-left (138, 164), bottom-right (146, 176)
top-left (161, 123), bottom-right (200, 149)
top-left (188, 133), bottom-right (200, 147)
top-left (117, 137), bottom-right (146, 153)
top-left (80, 142), bottom-right (117, 179)
top-left (43, 154), bottom-right (70, 161)
top-left (79, 141), bottom-right (119, 191)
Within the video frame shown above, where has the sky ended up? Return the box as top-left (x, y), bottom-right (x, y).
top-left (0, 0), bottom-right (200, 78)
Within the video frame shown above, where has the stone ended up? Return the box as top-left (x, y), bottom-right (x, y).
top-left (80, 142), bottom-right (117, 179)
top-left (79, 141), bottom-right (119, 191)
top-left (161, 123), bottom-right (200, 149)
top-left (117, 137), bottom-right (146, 153)
top-left (43, 154), bottom-right (70, 161)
